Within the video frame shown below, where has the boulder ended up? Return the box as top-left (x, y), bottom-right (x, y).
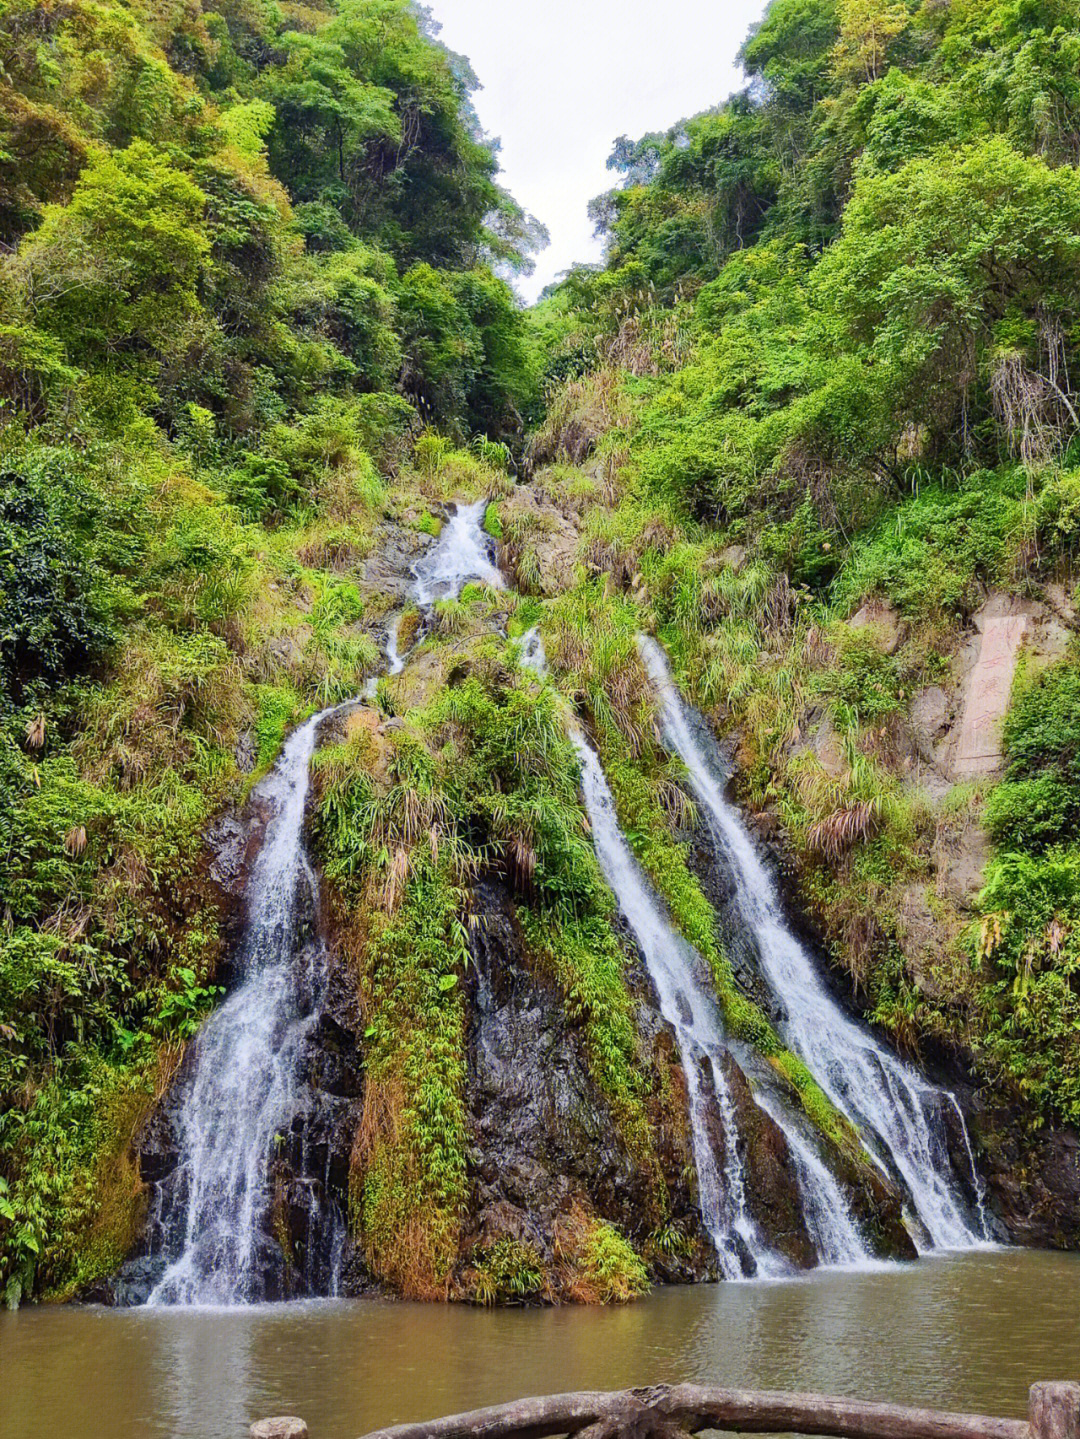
top-left (360, 521), bottom-right (433, 603)
top-left (909, 686), bottom-right (949, 764)
top-left (848, 597), bottom-right (903, 655)
top-left (496, 487), bottom-right (581, 596)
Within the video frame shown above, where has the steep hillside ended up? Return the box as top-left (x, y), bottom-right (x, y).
top-left (524, 0), bottom-right (1080, 1236)
top-left (3, 0), bottom-right (1080, 1310)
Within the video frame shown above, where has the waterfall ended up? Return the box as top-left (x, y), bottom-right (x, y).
top-left (412, 498), bottom-right (504, 605)
top-left (569, 727), bottom-right (785, 1279)
top-left (753, 1091), bottom-right (875, 1268)
top-left (637, 634), bottom-right (993, 1250)
top-left (145, 704), bottom-right (348, 1306)
top-left (144, 499), bottom-right (506, 1306)
top-left (519, 629), bottom-right (866, 1270)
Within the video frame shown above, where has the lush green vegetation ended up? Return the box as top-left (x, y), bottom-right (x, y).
top-left (311, 656), bottom-right (668, 1297)
top-left (978, 654), bottom-right (1080, 1123)
top-left (6, 0), bottom-right (1080, 1306)
top-left (0, 0), bottom-right (545, 1304)
top-left (526, 0), bottom-right (1080, 1139)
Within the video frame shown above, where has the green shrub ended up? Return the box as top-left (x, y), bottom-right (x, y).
top-left (984, 776), bottom-right (1075, 853)
top-left (0, 468), bottom-right (115, 701)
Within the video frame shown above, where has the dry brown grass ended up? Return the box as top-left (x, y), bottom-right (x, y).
top-left (530, 368), bottom-right (630, 468)
top-left (806, 798), bottom-right (882, 862)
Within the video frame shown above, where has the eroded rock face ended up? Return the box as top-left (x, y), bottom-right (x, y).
top-left (460, 879), bottom-right (712, 1288)
top-left (848, 597), bottom-right (904, 655)
top-left (969, 1090), bottom-right (1080, 1249)
top-left (360, 520), bottom-right (435, 603)
top-left (496, 487), bottom-right (582, 597)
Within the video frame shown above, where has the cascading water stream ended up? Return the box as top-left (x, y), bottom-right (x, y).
top-left (146, 500), bottom-right (507, 1306)
top-left (412, 498), bottom-right (505, 605)
top-left (146, 705), bottom-right (348, 1306)
top-left (571, 728), bottom-right (784, 1278)
top-left (385, 612), bottom-right (406, 675)
top-left (752, 1090), bottom-right (874, 1267)
top-left (519, 631), bottom-right (784, 1277)
top-left (637, 634), bottom-right (993, 1250)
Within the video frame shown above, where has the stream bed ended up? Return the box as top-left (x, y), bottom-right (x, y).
top-left (3, 1249), bottom-right (1079, 1439)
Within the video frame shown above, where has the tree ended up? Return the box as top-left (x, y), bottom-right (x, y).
top-left (831, 0), bottom-right (911, 85)
top-left (19, 140), bottom-right (211, 367)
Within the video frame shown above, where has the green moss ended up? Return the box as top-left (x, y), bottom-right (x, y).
top-left (253, 682), bottom-right (303, 771)
top-left (353, 859), bottom-right (469, 1297)
top-left (483, 501), bottom-right (503, 539)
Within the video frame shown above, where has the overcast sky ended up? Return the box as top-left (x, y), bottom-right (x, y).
top-left (426, 0), bottom-right (768, 301)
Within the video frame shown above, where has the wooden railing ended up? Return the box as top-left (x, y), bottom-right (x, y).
top-left (250, 1381), bottom-right (1080, 1439)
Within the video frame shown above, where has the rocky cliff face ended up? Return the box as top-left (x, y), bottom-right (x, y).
top-left (459, 878), bottom-right (714, 1290)
top-left (92, 485), bottom-right (1079, 1308)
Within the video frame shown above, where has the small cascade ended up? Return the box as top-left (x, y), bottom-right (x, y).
top-left (385, 612), bottom-right (406, 674)
top-left (364, 612), bottom-right (407, 699)
top-left (753, 1092), bottom-right (872, 1267)
top-left (637, 634), bottom-right (993, 1250)
top-left (144, 704), bottom-right (350, 1306)
top-left (570, 729), bottom-right (784, 1278)
top-left (412, 498), bottom-right (505, 605)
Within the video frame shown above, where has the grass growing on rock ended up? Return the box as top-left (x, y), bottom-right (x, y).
top-left (312, 662), bottom-right (664, 1297)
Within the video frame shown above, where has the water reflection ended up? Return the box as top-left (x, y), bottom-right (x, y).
top-left (2, 1251), bottom-right (1078, 1439)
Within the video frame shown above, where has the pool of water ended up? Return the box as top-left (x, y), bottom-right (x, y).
top-left (2, 1250), bottom-right (1078, 1439)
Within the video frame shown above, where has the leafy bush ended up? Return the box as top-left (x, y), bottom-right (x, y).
top-left (984, 776), bottom-right (1075, 853)
top-left (0, 467), bottom-right (114, 701)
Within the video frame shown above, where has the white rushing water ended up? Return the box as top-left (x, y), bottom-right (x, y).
top-left (570, 726), bottom-right (784, 1278)
top-left (148, 500), bottom-right (507, 1305)
top-left (637, 634), bottom-right (993, 1251)
top-left (520, 629), bottom-right (866, 1269)
top-left (147, 704), bottom-right (348, 1306)
top-left (412, 498), bottom-right (505, 605)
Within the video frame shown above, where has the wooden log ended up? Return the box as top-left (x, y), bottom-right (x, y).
top-left (654, 1386), bottom-right (1031, 1439)
top-left (1030, 1384), bottom-right (1080, 1439)
top-left (358, 1392), bottom-right (617, 1439)
top-left (356, 1385), bottom-right (1034, 1439)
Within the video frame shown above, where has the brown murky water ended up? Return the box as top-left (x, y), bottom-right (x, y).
top-left (2, 1250), bottom-right (1079, 1439)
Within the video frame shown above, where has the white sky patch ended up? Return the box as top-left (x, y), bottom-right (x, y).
top-left (427, 0), bottom-right (768, 301)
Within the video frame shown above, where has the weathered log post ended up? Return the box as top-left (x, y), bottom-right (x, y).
top-left (250, 1419), bottom-right (308, 1439)
top-left (1029, 1384), bottom-right (1080, 1439)
top-left (349, 1383), bottom-right (1049, 1439)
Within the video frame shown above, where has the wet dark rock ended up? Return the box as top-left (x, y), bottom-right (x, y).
top-left (135, 1102), bottom-right (181, 1188)
top-left (720, 1054), bottom-right (816, 1270)
top-left (460, 878), bottom-right (712, 1287)
top-left (971, 1096), bottom-right (1080, 1249)
top-left (464, 884), bottom-right (643, 1235)
top-left (87, 1254), bottom-right (168, 1307)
